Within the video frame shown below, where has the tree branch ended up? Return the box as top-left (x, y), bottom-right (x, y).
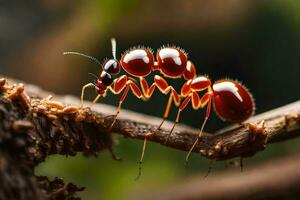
top-left (2, 75), bottom-right (300, 161)
top-left (1, 75), bottom-right (299, 199)
top-left (136, 154), bottom-right (300, 200)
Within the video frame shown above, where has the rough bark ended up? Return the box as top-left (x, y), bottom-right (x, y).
top-left (0, 78), bottom-right (111, 199)
top-left (7, 76), bottom-right (299, 160)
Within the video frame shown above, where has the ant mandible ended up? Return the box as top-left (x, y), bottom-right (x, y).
top-left (165, 75), bottom-right (255, 165)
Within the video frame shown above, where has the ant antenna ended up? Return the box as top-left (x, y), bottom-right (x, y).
top-left (63, 51), bottom-right (101, 66)
top-left (88, 73), bottom-right (99, 85)
top-left (88, 72), bottom-right (98, 80)
top-left (204, 159), bottom-right (215, 178)
top-left (111, 38), bottom-right (117, 59)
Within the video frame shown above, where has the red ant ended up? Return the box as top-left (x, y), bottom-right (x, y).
top-left (63, 38), bottom-right (254, 178)
top-left (165, 76), bottom-right (255, 165)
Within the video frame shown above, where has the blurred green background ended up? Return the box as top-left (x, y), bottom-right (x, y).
top-left (1, 0), bottom-right (299, 199)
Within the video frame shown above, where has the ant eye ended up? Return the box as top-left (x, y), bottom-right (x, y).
top-left (103, 59), bottom-right (121, 75)
top-left (99, 71), bottom-right (113, 86)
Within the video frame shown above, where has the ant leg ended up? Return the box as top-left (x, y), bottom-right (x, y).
top-left (137, 77), bottom-right (176, 180)
top-left (137, 76), bottom-right (182, 178)
top-left (92, 94), bottom-right (101, 104)
top-left (165, 95), bottom-right (192, 145)
top-left (185, 96), bottom-right (212, 165)
top-left (108, 85), bottom-right (130, 131)
top-left (240, 157), bottom-right (244, 172)
top-left (140, 76), bottom-right (180, 132)
top-left (135, 95), bottom-right (172, 179)
top-left (152, 94), bottom-right (173, 134)
top-left (80, 83), bottom-right (95, 107)
top-left (108, 80), bottom-right (143, 131)
top-left (165, 110), bottom-right (181, 144)
top-left (140, 76), bottom-right (177, 134)
top-left (136, 93), bottom-right (176, 180)
top-left (108, 146), bottom-right (122, 161)
top-left (204, 159), bottom-right (215, 178)
top-left (87, 94), bottom-right (102, 110)
top-left (108, 85), bottom-right (129, 160)
top-left (143, 76), bottom-right (183, 144)
top-left (139, 77), bottom-right (156, 99)
top-left (135, 135), bottom-right (148, 180)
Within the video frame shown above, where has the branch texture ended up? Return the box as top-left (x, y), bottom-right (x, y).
top-left (2, 75), bottom-right (300, 161)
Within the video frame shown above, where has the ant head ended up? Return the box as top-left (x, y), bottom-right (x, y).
top-left (98, 71), bottom-right (114, 86)
top-left (103, 59), bottom-right (121, 75)
top-left (94, 71), bottom-right (114, 95)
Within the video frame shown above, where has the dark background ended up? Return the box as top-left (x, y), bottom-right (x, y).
top-left (1, 1), bottom-right (299, 199)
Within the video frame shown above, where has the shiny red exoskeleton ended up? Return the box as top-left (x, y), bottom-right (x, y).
top-left (212, 80), bottom-right (254, 121)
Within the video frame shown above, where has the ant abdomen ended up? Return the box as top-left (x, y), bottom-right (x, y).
top-left (212, 80), bottom-right (254, 122)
